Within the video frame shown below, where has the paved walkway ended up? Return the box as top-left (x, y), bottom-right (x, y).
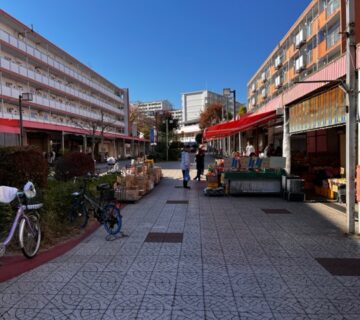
top-left (1, 159), bottom-right (360, 319)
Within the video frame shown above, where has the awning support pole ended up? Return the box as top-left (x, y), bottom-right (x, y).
top-left (283, 107), bottom-right (291, 175)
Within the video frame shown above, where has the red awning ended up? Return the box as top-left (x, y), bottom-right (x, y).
top-left (203, 110), bottom-right (276, 141)
top-left (0, 119), bottom-right (20, 134)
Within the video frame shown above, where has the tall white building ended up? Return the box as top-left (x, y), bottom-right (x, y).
top-left (134, 100), bottom-right (172, 117)
top-left (179, 90), bottom-right (230, 143)
top-left (182, 90), bottom-right (227, 124)
top-left (0, 10), bottom-right (146, 159)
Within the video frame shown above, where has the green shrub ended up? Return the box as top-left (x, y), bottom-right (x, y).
top-left (0, 146), bottom-right (48, 188)
top-left (55, 152), bottom-right (95, 181)
top-left (38, 179), bottom-right (80, 246)
top-left (0, 203), bottom-right (13, 239)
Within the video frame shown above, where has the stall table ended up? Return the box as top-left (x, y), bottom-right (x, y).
top-left (224, 171), bottom-right (283, 195)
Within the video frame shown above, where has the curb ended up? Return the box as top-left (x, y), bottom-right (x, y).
top-left (0, 221), bottom-right (100, 283)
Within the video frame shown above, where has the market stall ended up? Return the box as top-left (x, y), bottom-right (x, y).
top-left (205, 156), bottom-right (287, 196)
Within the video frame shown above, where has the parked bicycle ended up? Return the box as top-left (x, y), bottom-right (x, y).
top-left (69, 174), bottom-right (122, 236)
top-left (0, 181), bottom-right (42, 259)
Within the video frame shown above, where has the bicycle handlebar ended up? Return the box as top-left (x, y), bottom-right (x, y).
top-left (26, 203), bottom-right (43, 210)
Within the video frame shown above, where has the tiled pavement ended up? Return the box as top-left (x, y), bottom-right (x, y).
top-left (1, 160), bottom-right (360, 319)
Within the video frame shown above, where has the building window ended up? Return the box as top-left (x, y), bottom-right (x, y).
top-left (327, 0), bottom-right (339, 17)
top-left (326, 23), bottom-right (340, 49)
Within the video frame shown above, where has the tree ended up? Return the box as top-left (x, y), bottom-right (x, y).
top-left (129, 106), bottom-right (155, 139)
top-left (237, 105), bottom-right (247, 116)
top-left (199, 102), bottom-right (224, 130)
top-left (72, 110), bottom-right (116, 161)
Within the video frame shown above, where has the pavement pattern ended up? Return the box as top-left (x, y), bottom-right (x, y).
top-left (1, 158), bottom-right (360, 319)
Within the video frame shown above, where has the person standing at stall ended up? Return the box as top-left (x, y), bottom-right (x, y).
top-left (180, 145), bottom-right (191, 189)
top-left (194, 147), bottom-right (205, 181)
top-left (245, 141), bottom-right (255, 156)
top-left (263, 143), bottom-right (274, 158)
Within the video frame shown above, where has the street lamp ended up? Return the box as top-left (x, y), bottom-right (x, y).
top-left (163, 118), bottom-right (173, 161)
top-left (18, 92), bottom-right (33, 146)
top-left (223, 88), bottom-right (237, 120)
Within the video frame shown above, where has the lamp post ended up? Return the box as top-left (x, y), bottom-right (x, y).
top-left (18, 92), bottom-right (33, 147)
top-left (164, 118), bottom-right (173, 161)
top-left (223, 88), bottom-right (237, 155)
top-left (223, 88), bottom-right (236, 120)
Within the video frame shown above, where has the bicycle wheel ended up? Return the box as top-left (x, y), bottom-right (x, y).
top-left (19, 213), bottom-right (41, 259)
top-left (69, 201), bottom-right (88, 229)
top-left (103, 204), bottom-right (122, 235)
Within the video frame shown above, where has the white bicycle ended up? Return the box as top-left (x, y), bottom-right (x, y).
top-left (0, 181), bottom-right (42, 258)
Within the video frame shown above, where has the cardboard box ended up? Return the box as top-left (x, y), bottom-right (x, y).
top-left (147, 180), bottom-right (154, 192)
top-left (116, 175), bottom-right (125, 185)
top-left (125, 175), bottom-right (137, 188)
top-left (125, 189), bottom-right (140, 201)
top-left (206, 175), bottom-right (218, 183)
top-left (207, 181), bottom-right (219, 189)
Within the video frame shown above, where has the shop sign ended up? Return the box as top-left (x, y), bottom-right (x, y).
top-left (289, 87), bottom-right (345, 133)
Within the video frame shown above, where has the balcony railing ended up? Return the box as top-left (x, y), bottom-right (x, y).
top-left (0, 84), bottom-right (125, 129)
top-left (0, 57), bottom-right (125, 116)
top-left (0, 29), bottom-right (124, 104)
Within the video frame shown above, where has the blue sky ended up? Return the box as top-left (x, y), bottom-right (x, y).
top-left (1, 0), bottom-right (311, 108)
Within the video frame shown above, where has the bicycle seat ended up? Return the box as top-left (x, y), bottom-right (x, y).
top-left (97, 183), bottom-right (111, 191)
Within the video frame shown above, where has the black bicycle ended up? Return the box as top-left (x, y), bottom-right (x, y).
top-left (69, 175), bottom-right (122, 235)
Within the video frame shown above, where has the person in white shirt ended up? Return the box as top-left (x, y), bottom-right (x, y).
top-left (245, 141), bottom-right (255, 156)
top-left (180, 146), bottom-right (191, 189)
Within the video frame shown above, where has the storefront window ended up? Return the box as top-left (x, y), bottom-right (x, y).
top-left (289, 87), bottom-right (345, 134)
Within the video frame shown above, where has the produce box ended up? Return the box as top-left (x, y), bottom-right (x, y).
top-left (125, 175), bottom-right (137, 188)
top-left (138, 189), bottom-right (146, 196)
top-left (206, 175), bottom-right (218, 183)
top-left (145, 159), bottom-right (154, 166)
top-left (116, 175), bottom-right (125, 185)
top-left (114, 186), bottom-right (126, 201)
top-left (147, 180), bottom-right (154, 192)
top-left (207, 181), bottom-right (219, 189)
top-left (125, 189), bottom-right (140, 201)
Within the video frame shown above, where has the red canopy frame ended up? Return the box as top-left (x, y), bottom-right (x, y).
top-left (204, 110), bottom-right (276, 141)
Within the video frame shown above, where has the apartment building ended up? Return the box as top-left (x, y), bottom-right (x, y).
top-left (248, 0), bottom-right (347, 112)
top-left (170, 108), bottom-right (182, 124)
top-left (0, 10), bottom-right (145, 159)
top-left (134, 100), bottom-right (172, 117)
top-left (245, 0), bottom-right (360, 200)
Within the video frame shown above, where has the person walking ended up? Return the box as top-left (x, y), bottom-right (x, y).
top-left (180, 145), bottom-right (191, 189)
top-left (194, 147), bottom-right (205, 181)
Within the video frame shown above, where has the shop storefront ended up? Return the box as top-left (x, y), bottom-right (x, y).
top-left (288, 86), bottom-right (346, 199)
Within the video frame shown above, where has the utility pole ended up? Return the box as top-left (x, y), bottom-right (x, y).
top-left (18, 95), bottom-right (23, 147)
top-left (345, 0), bottom-right (356, 234)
